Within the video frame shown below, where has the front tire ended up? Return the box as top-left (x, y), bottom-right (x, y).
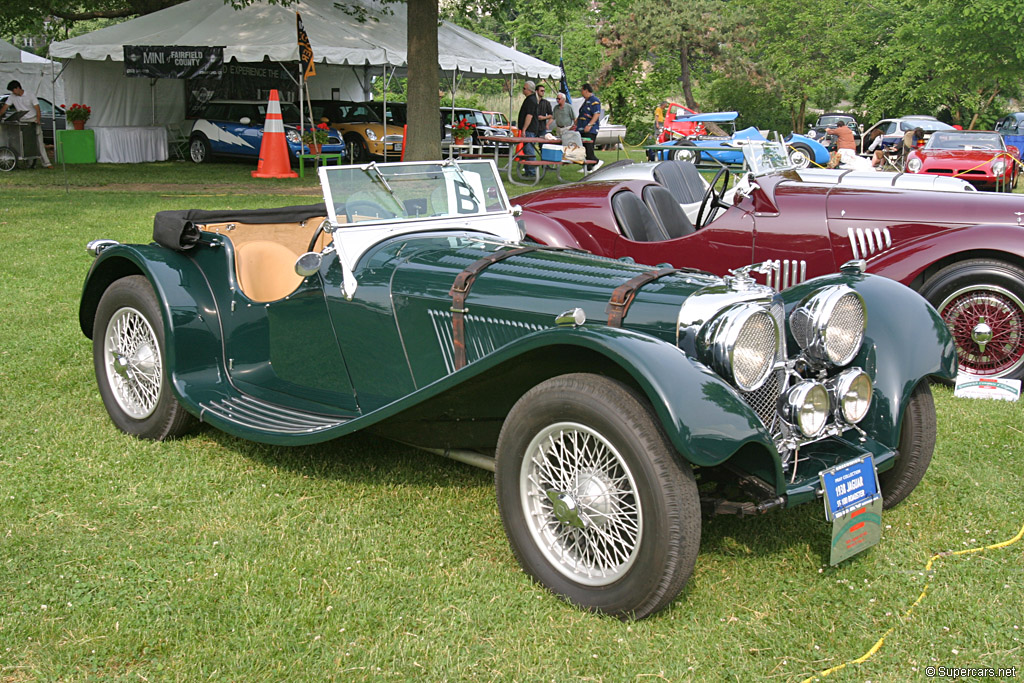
top-left (93, 276), bottom-right (195, 440)
top-left (495, 373), bottom-right (700, 619)
top-left (879, 382), bottom-right (936, 509)
top-left (919, 259), bottom-right (1024, 379)
top-left (189, 135), bottom-right (211, 164)
top-left (344, 134), bottom-right (368, 163)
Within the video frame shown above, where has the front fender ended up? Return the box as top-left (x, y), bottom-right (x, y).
top-left (783, 271), bottom-right (956, 447)
top-left (866, 223), bottom-right (1024, 288)
top-left (79, 243), bottom-right (225, 403)
top-left (384, 324), bottom-right (776, 468)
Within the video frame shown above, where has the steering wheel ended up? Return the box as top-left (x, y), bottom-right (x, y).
top-left (345, 201), bottom-right (396, 223)
top-left (695, 167), bottom-right (731, 229)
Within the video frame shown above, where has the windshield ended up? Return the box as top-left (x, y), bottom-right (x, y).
top-left (320, 160), bottom-right (509, 225)
top-left (742, 141), bottom-right (794, 175)
top-left (443, 110), bottom-right (489, 127)
top-left (899, 118), bottom-right (954, 132)
top-left (818, 115), bottom-right (856, 128)
top-left (926, 131), bottom-right (1003, 150)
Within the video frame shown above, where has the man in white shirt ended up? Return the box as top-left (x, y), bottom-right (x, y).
top-left (0, 80), bottom-right (53, 168)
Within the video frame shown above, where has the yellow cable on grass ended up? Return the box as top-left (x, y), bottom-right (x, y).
top-left (800, 518), bottom-right (1024, 682)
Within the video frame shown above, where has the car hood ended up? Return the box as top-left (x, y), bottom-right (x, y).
top-left (381, 234), bottom-right (715, 345)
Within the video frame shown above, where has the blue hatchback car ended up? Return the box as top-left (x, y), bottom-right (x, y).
top-left (188, 99), bottom-right (346, 164)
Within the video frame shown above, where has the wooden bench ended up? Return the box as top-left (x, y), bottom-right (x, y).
top-left (515, 158), bottom-right (598, 185)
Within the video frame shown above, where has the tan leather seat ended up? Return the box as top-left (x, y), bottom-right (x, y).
top-left (234, 240), bottom-right (304, 302)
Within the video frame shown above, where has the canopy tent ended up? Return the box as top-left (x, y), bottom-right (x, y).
top-left (49, 0), bottom-right (559, 127)
top-left (1, 37), bottom-right (65, 107)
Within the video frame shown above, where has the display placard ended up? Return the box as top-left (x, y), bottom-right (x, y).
top-left (124, 46), bottom-right (224, 79)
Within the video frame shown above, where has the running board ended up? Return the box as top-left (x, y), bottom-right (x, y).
top-left (199, 395), bottom-right (351, 435)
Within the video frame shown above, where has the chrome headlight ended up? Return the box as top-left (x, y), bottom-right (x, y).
top-left (789, 285), bottom-right (866, 366)
top-left (807, 130), bottom-right (818, 139)
top-left (780, 381), bottom-right (830, 437)
top-left (699, 303), bottom-right (779, 392)
top-left (907, 156), bottom-right (922, 173)
top-left (365, 128), bottom-right (378, 141)
top-left (993, 159), bottom-right (1006, 175)
top-left (828, 368), bottom-right (873, 424)
top-left (286, 129), bottom-right (302, 143)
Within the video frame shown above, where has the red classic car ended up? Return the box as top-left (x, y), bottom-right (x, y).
top-left (518, 144), bottom-right (1024, 380)
top-left (658, 102), bottom-right (708, 142)
top-left (906, 130), bottom-right (1019, 191)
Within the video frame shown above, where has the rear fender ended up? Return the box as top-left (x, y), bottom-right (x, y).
top-left (79, 244), bottom-right (225, 404)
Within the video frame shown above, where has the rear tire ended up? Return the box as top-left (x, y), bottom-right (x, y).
top-left (919, 259), bottom-right (1024, 380)
top-left (93, 276), bottom-right (195, 440)
top-left (189, 135), bottom-right (211, 164)
top-left (495, 373), bottom-right (700, 619)
top-left (879, 382), bottom-right (936, 509)
top-left (788, 143), bottom-right (813, 168)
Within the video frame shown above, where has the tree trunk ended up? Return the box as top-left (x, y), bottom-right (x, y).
top-left (679, 40), bottom-right (697, 109)
top-left (406, 0), bottom-right (440, 161)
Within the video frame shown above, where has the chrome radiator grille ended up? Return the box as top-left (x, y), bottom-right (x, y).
top-left (739, 298), bottom-right (788, 435)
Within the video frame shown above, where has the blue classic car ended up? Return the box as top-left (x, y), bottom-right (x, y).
top-left (79, 159), bottom-right (954, 619)
top-left (188, 99), bottom-right (346, 164)
top-left (654, 111), bottom-right (831, 168)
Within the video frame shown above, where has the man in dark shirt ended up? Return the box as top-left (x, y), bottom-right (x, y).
top-left (574, 83), bottom-right (603, 171)
top-left (517, 81), bottom-right (539, 176)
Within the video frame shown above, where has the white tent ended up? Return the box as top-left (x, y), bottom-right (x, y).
top-left (1, 37), bottom-right (65, 108)
top-left (49, 0), bottom-right (559, 127)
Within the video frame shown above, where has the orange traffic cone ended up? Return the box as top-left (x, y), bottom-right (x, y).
top-left (252, 89), bottom-right (297, 178)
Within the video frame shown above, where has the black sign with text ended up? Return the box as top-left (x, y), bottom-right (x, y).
top-left (124, 45), bottom-right (224, 79)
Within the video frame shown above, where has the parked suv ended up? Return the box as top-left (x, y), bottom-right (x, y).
top-left (804, 112), bottom-right (862, 150)
top-left (440, 107), bottom-right (511, 153)
top-left (310, 99), bottom-right (404, 163)
top-left (188, 99), bottom-right (345, 164)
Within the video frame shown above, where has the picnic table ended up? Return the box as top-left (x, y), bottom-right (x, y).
top-left (478, 134), bottom-right (596, 186)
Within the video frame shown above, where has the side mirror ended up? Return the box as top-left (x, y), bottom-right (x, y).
top-left (294, 251), bottom-right (322, 277)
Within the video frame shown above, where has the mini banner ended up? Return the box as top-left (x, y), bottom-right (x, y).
top-left (124, 46), bottom-right (224, 79)
top-left (297, 13), bottom-right (316, 80)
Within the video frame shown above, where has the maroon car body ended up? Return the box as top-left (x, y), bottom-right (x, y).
top-left (519, 167), bottom-right (1024, 379)
top-left (906, 130), bottom-right (1019, 191)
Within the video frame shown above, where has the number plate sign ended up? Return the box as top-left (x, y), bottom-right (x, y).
top-left (820, 455), bottom-right (882, 565)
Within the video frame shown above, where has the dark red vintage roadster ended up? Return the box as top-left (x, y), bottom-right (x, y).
top-left (518, 145), bottom-right (1024, 379)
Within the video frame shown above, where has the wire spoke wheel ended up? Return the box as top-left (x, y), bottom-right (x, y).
top-left (496, 373), bottom-right (700, 619)
top-left (521, 422), bottom-right (642, 586)
top-left (103, 307), bottom-right (163, 419)
top-left (940, 284), bottom-right (1024, 377)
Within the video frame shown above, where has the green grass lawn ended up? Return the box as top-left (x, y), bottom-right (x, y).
top-left (1, 160), bottom-right (1022, 681)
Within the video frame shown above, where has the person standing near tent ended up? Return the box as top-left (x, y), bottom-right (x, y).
top-left (517, 81), bottom-right (540, 177)
top-left (535, 84), bottom-right (553, 132)
top-left (0, 80), bottom-right (53, 168)
top-left (574, 83), bottom-right (602, 171)
top-left (552, 92), bottom-right (573, 135)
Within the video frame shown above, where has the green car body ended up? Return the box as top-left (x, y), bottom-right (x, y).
top-left (79, 160), bottom-right (956, 619)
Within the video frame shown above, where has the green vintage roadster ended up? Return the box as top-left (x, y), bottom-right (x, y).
top-left (79, 160), bottom-right (956, 619)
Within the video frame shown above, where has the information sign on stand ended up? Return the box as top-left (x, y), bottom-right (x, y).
top-left (819, 455), bottom-right (883, 565)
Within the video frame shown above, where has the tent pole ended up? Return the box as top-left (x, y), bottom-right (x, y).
top-left (382, 65), bottom-right (388, 161)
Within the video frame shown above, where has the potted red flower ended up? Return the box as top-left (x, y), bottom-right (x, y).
top-left (64, 103), bottom-right (92, 130)
top-left (452, 119), bottom-right (475, 144)
top-left (302, 122), bottom-right (330, 154)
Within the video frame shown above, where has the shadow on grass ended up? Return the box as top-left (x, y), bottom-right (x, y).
top-left (192, 423), bottom-right (493, 490)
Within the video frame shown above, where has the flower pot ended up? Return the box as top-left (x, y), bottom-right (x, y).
top-left (453, 137), bottom-right (470, 146)
top-left (306, 143), bottom-right (322, 155)
top-left (72, 120), bottom-right (86, 131)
